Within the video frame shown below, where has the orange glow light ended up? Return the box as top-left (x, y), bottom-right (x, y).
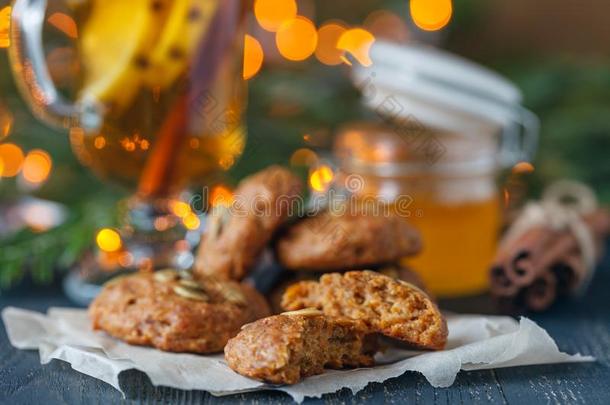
top-left (0, 143), bottom-right (25, 177)
top-left (48, 12), bottom-right (78, 39)
top-left (276, 16), bottom-right (318, 62)
top-left (210, 184), bottom-right (234, 207)
top-left (0, 7), bottom-right (10, 48)
top-left (309, 165), bottom-right (334, 192)
top-left (337, 28), bottom-right (375, 67)
top-left (120, 137), bottom-right (136, 152)
top-left (96, 228), bottom-right (122, 253)
top-left (254, 0), bottom-right (297, 32)
top-left (243, 34), bottom-right (264, 80)
top-left (154, 216), bottom-right (170, 231)
top-left (22, 149), bottom-right (52, 184)
top-left (93, 136), bottom-right (106, 149)
top-left (183, 213), bottom-right (201, 230)
top-left (512, 161), bottom-right (535, 174)
top-left (410, 0), bottom-right (453, 31)
top-left (315, 22), bottom-right (347, 66)
top-left (290, 148), bottom-right (318, 167)
top-left (170, 200), bottom-right (191, 218)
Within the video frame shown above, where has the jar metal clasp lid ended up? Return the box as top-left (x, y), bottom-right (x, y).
top-left (351, 41), bottom-right (540, 168)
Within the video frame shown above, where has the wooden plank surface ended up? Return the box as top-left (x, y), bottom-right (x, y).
top-left (1, 259), bottom-right (609, 404)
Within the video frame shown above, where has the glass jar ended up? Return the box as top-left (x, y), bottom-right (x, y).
top-left (333, 122), bottom-right (502, 297)
top-left (337, 41), bottom-right (539, 297)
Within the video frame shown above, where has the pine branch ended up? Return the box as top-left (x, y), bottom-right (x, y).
top-left (0, 197), bottom-right (118, 290)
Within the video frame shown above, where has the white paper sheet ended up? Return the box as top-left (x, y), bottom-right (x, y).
top-left (2, 307), bottom-right (593, 403)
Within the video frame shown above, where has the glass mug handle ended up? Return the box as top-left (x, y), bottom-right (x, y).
top-left (9, 0), bottom-right (101, 130)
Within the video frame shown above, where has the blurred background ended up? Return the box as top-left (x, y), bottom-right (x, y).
top-left (0, 0), bottom-right (609, 290)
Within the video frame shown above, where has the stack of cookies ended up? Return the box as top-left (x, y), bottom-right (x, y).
top-left (89, 166), bottom-right (447, 385)
top-left (270, 199), bottom-right (428, 312)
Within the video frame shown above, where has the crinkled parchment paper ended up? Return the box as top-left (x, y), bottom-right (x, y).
top-left (2, 307), bottom-right (593, 403)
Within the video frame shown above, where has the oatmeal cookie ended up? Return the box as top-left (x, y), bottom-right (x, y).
top-left (195, 166), bottom-right (302, 280)
top-left (276, 209), bottom-right (422, 271)
top-left (89, 270), bottom-right (270, 353)
top-left (224, 309), bottom-right (378, 384)
top-left (281, 270), bottom-right (447, 350)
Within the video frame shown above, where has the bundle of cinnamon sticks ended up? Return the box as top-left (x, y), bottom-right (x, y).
top-left (490, 208), bottom-right (610, 314)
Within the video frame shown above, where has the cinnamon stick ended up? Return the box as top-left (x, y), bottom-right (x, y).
top-left (490, 207), bottom-right (610, 314)
top-left (524, 271), bottom-right (557, 312)
top-left (551, 252), bottom-right (585, 295)
top-left (138, 96), bottom-right (189, 197)
top-left (489, 265), bottom-right (520, 296)
top-left (533, 210), bottom-right (610, 272)
top-left (138, 0), bottom-right (244, 198)
top-left (494, 226), bottom-right (558, 287)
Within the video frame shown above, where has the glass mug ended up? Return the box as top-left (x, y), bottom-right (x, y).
top-left (9, 0), bottom-right (247, 302)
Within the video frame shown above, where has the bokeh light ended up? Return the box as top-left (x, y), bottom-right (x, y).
top-left (170, 200), bottom-right (191, 219)
top-left (0, 143), bottom-right (25, 177)
top-left (96, 228), bottom-right (122, 253)
top-left (410, 0), bottom-right (453, 31)
top-left (309, 165), bottom-right (334, 192)
top-left (22, 149), bottom-right (52, 184)
top-left (154, 216), bottom-right (170, 231)
top-left (315, 22), bottom-right (347, 66)
top-left (94, 136), bottom-right (106, 149)
top-left (254, 0), bottom-right (297, 32)
top-left (210, 184), bottom-right (234, 207)
top-left (276, 16), bottom-right (318, 61)
top-left (243, 34), bottom-right (264, 80)
top-left (337, 28), bottom-right (375, 67)
top-left (290, 148), bottom-right (319, 167)
top-left (47, 12), bottom-right (78, 39)
top-left (182, 213), bottom-right (201, 230)
top-left (0, 6), bottom-right (10, 48)
top-left (20, 200), bottom-right (66, 232)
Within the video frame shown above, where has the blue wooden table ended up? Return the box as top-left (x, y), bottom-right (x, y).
top-left (1, 255), bottom-right (609, 404)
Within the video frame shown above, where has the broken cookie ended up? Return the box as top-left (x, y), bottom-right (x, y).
top-left (224, 309), bottom-right (378, 384)
top-left (281, 270), bottom-right (447, 350)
